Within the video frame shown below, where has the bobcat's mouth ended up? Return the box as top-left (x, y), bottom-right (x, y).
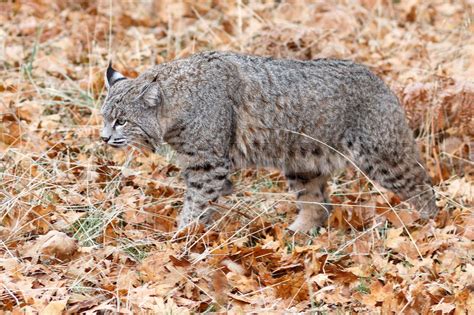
top-left (106, 134), bottom-right (157, 152)
top-left (105, 137), bottom-right (127, 148)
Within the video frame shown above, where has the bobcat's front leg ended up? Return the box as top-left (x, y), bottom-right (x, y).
top-left (178, 158), bottom-right (230, 230)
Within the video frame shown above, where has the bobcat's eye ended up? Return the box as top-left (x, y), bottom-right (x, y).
top-left (115, 118), bottom-right (126, 126)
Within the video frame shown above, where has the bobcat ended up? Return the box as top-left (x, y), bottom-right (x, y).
top-left (101, 51), bottom-right (437, 232)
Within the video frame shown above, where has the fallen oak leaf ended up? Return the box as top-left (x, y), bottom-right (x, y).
top-left (40, 299), bottom-right (68, 315)
top-left (356, 280), bottom-right (394, 307)
top-left (227, 272), bottom-right (259, 294)
top-left (221, 259), bottom-right (246, 275)
top-left (328, 206), bottom-right (349, 230)
top-left (431, 302), bottom-right (456, 314)
top-left (310, 273), bottom-right (332, 287)
top-left (169, 255), bottom-right (191, 267)
top-left (38, 230), bottom-right (78, 263)
top-left (211, 269), bottom-right (229, 307)
top-left (274, 272), bottom-right (309, 302)
top-left (20, 230), bottom-right (78, 264)
top-left (385, 227), bottom-right (405, 250)
top-left (379, 209), bottom-right (419, 228)
top-left (15, 101), bottom-right (43, 123)
top-left (271, 263), bottom-right (304, 278)
top-left (227, 292), bottom-right (252, 304)
top-left (65, 299), bottom-right (100, 314)
top-left (324, 265), bottom-right (359, 284)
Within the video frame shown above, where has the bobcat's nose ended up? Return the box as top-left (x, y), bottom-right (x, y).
top-left (101, 136), bottom-right (110, 143)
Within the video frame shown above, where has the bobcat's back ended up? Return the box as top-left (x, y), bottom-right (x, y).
top-left (214, 54), bottom-right (406, 172)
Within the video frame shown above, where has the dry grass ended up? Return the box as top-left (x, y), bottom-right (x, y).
top-left (0, 0), bottom-right (473, 313)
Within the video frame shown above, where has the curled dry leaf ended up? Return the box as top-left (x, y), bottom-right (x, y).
top-left (38, 230), bottom-right (78, 263)
top-left (226, 272), bottom-right (259, 294)
top-left (381, 209), bottom-right (420, 228)
top-left (39, 299), bottom-right (68, 315)
top-left (431, 302), bottom-right (456, 314)
top-left (384, 227), bottom-right (405, 250)
top-left (447, 178), bottom-right (474, 203)
top-left (221, 259), bottom-right (246, 275)
top-left (211, 269), bottom-right (229, 307)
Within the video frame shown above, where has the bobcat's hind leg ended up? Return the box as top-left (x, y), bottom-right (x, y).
top-left (286, 171), bottom-right (332, 233)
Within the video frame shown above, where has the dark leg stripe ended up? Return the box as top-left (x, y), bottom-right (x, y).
top-left (365, 164), bottom-right (374, 174)
top-left (189, 181), bottom-right (203, 190)
top-left (312, 147), bottom-right (322, 156)
top-left (296, 190), bottom-right (308, 198)
top-left (215, 174), bottom-right (227, 180)
top-left (188, 163), bottom-right (214, 172)
top-left (286, 171), bottom-right (321, 181)
top-left (183, 150), bottom-right (195, 156)
top-left (385, 172), bottom-right (405, 183)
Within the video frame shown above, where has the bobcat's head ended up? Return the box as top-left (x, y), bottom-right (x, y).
top-left (100, 64), bottom-right (163, 151)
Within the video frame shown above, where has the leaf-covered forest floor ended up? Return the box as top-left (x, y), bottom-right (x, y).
top-left (0, 1), bottom-right (473, 313)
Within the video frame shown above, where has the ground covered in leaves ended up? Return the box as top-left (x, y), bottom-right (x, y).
top-left (1, 0), bottom-right (473, 313)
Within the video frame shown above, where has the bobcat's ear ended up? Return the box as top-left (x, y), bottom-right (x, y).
top-left (138, 81), bottom-right (162, 108)
top-left (105, 62), bottom-right (127, 89)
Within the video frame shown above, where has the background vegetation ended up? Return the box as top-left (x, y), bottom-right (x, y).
top-left (0, 0), bottom-right (472, 313)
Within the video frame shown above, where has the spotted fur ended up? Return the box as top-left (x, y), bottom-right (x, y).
top-left (101, 51), bottom-right (438, 232)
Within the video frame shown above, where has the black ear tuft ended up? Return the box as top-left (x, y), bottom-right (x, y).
top-left (105, 62), bottom-right (127, 89)
top-left (106, 62), bottom-right (115, 83)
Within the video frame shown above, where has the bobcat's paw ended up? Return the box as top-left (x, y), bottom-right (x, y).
top-left (418, 207), bottom-right (439, 222)
top-left (288, 216), bottom-right (326, 233)
top-left (288, 207), bottom-right (329, 233)
top-left (173, 221), bottom-right (205, 240)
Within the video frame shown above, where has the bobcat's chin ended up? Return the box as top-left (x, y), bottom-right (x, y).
top-left (108, 142), bottom-right (127, 148)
